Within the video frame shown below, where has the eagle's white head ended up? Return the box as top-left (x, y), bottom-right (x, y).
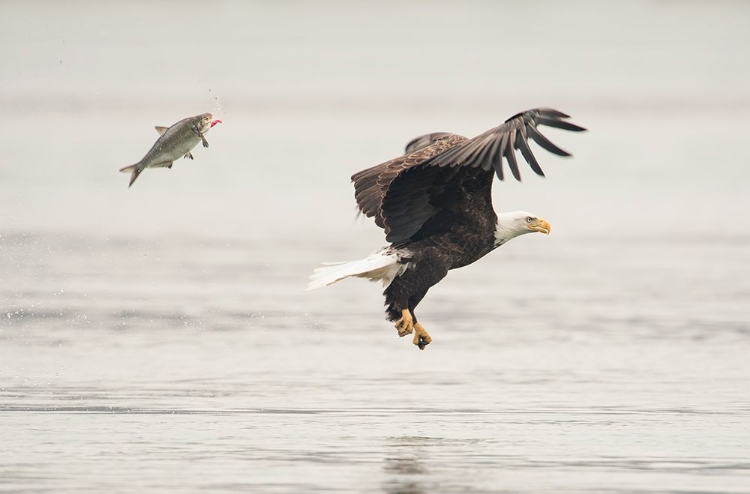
top-left (494, 211), bottom-right (551, 247)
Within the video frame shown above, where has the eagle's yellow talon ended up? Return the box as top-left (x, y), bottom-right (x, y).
top-left (413, 323), bottom-right (432, 350)
top-left (395, 309), bottom-right (414, 337)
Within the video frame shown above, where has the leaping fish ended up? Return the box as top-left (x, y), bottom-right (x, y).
top-left (120, 113), bottom-right (222, 187)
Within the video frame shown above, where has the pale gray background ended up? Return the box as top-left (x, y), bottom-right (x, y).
top-left (1, 1), bottom-right (749, 493)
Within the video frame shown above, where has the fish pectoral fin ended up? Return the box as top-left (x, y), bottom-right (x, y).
top-left (201, 134), bottom-right (209, 148)
top-left (155, 126), bottom-right (169, 136)
top-left (184, 152), bottom-right (194, 160)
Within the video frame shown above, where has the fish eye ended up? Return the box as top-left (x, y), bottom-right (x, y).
top-left (526, 216), bottom-right (533, 223)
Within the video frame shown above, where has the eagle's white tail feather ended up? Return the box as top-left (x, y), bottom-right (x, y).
top-left (306, 249), bottom-right (407, 291)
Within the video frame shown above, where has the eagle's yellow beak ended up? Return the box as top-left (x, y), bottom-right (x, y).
top-left (528, 218), bottom-right (551, 235)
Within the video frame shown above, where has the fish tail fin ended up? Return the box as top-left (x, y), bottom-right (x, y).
top-left (119, 164), bottom-right (143, 188)
top-left (306, 249), bottom-right (407, 291)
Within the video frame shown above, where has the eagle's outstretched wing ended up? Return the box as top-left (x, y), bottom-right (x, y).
top-left (351, 133), bottom-right (467, 228)
top-left (351, 108), bottom-right (586, 245)
top-left (421, 108), bottom-right (586, 180)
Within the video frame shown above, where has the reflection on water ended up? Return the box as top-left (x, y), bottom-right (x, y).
top-left (383, 437), bottom-right (430, 494)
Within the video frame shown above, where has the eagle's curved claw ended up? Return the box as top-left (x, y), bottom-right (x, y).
top-left (413, 323), bottom-right (432, 350)
top-left (395, 309), bottom-right (414, 337)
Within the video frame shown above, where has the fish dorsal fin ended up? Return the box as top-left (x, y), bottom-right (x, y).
top-left (155, 126), bottom-right (169, 136)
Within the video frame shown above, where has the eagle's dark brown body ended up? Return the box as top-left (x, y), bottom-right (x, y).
top-left (381, 168), bottom-right (497, 323)
top-left (312, 108), bottom-right (585, 349)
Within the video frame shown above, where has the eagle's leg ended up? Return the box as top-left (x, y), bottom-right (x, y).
top-left (394, 309), bottom-right (414, 337)
top-left (408, 291), bottom-right (431, 350)
top-left (413, 322), bottom-right (432, 350)
top-left (386, 275), bottom-right (442, 348)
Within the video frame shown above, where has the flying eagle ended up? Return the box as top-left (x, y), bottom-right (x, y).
top-left (308, 108), bottom-right (585, 350)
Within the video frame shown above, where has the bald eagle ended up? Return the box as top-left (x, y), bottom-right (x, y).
top-left (308, 108), bottom-right (585, 350)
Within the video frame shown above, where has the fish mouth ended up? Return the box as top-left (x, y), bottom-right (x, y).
top-left (210, 119), bottom-right (222, 128)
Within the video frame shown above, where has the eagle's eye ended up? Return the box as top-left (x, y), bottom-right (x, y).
top-left (525, 216), bottom-right (533, 223)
